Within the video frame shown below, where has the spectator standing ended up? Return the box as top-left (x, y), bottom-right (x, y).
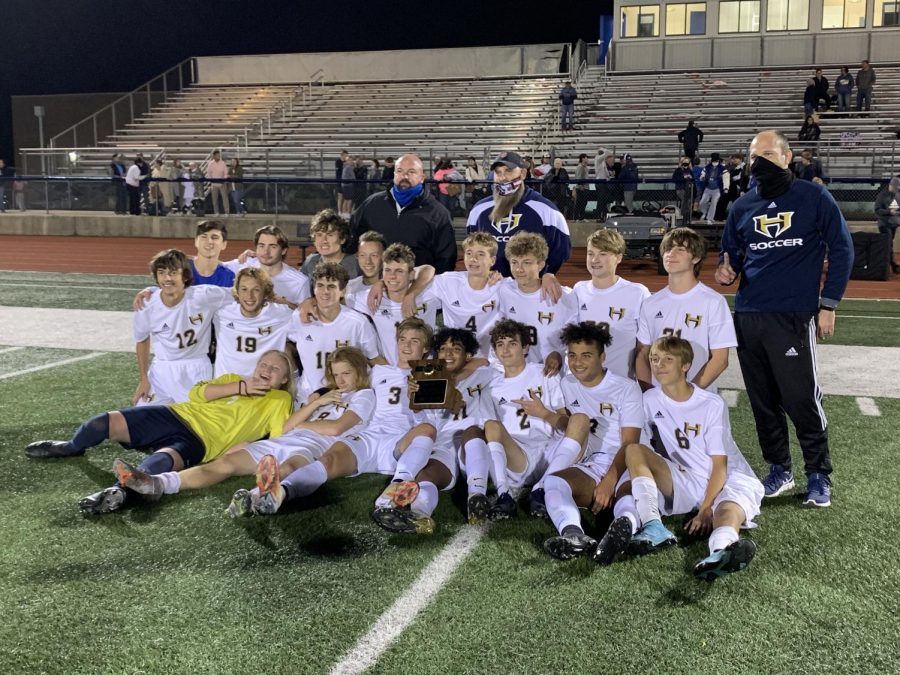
top-left (594, 147), bottom-right (619, 220)
top-left (672, 157), bottom-right (694, 226)
top-left (798, 115), bottom-right (821, 142)
top-left (206, 150), bottom-right (229, 215)
top-left (813, 68), bottom-right (830, 111)
top-left (572, 153), bottom-right (590, 221)
top-left (465, 156), bottom-right (487, 207)
top-left (875, 177), bottom-right (900, 273)
top-left (110, 154), bottom-right (127, 214)
top-left (856, 60), bottom-right (876, 112)
top-left (559, 80), bottom-right (577, 132)
top-left (13, 173), bottom-right (26, 211)
top-left (170, 159), bottom-right (184, 212)
top-left (716, 129), bottom-right (853, 508)
top-left (339, 156), bottom-right (355, 218)
top-left (125, 156), bottom-right (146, 216)
top-left (433, 159), bottom-right (458, 215)
top-left (188, 162), bottom-right (205, 215)
top-left (150, 159), bottom-right (168, 215)
top-left (348, 153), bottom-right (457, 273)
top-left (135, 153), bottom-right (151, 213)
top-left (353, 157), bottom-right (369, 211)
top-left (381, 157), bottom-right (395, 185)
top-left (715, 154), bottom-right (748, 221)
top-left (835, 66), bottom-right (854, 113)
top-left (542, 157), bottom-right (571, 216)
top-left (698, 153), bottom-right (727, 223)
top-left (677, 121), bottom-right (704, 160)
top-left (228, 158), bottom-right (244, 215)
top-left (619, 154), bottom-right (639, 213)
top-left (369, 160), bottom-right (382, 195)
top-left (691, 156), bottom-right (704, 212)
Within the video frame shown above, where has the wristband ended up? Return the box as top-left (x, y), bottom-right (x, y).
top-left (818, 305), bottom-right (835, 312)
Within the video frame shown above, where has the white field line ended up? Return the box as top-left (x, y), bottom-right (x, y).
top-left (0, 352), bottom-right (106, 380)
top-left (855, 397), bottom-right (881, 416)
top-left (720, 390), bottom-right (739, 407)
top-left (0, 283), bottom-right (141, 292)
top-left (330, 525), bottom-right (487, 675)
top-left (839, 315), bottom-right (900, 320)
top-left (0, 346), bottom-right (26, 355)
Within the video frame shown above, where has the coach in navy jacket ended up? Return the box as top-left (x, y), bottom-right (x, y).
top-left (466, 151), bottom-right (571, 283)
top-left (716, 130), bottom-right (853, 508)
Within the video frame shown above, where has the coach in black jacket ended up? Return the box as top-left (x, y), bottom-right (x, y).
top-left (347, 153), bottom-right (457, 273)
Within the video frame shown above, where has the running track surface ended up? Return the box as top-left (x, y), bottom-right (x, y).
top-left (1, 235), bottom-right (898, 298)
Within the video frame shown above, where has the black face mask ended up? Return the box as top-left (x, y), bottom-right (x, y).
top-left (750, 156), bottom-right (793, 199)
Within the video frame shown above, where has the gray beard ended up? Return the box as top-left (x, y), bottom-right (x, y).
top-left (489, 185), bottom-right (525, 223)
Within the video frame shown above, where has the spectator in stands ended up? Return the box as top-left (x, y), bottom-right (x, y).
top-left (856, 60), bottom-right (875, 112)
top-left (835, 66), bottom-right (854, 113)
top-left (206, 150), bottom-right (230, 216)
top-left (171, 159), bottom-right (185, 213)
top-left (433, 159), bottom-right (458, 215)
top-left (533, 155), bottom-right (552, 178)
top-left (874, 177), bottom-right (900, 273)
top-left (353, 156), bottom-right (369, 210)
top-left (381, 157), bottom-right (395, 185)
top-left (228, 158), bottom-right (244, 216)
top-left (466, 150), bottom-right (571, 289)
top-left (715, 154), bottom-right (748, 221)
top-left (12, 173), bottom-right (25, 211)
top-left (698, 153), bottom-right (726, 223)
top-left (338, 156), bottom-right (355, 218)
top-left (465, 156), bottom-right (487, 207)
top-left (798, 115), bottom-right (821, 142)
top-left (110, 153), bottom-right (127, 215)
top-left (795, 150), bottom-right (825, 182)
top-left (572, 153), bottom-right (590, 221)
top-left (543, 157), bottom-right (571, 216)
top-left (125, 156), bottom-right (146, 216)
top-left (691, 156), bottom-right (704, 213)
top-left (348, 153), bottom-right (457, 273)
top-left (677, 121), bottom-right (704, 160)
top-left (813, 68), bottom-right (830, 111)
top-left (188, 162), bottom-right (204, 215)
top-left (369, 159), bottom-right (382, 195)
top-left (672, 157), bottom-right (694, 226)
top-left (522, 156), bottom-right (535, 180)
top-left (803, 79), bottom-right (818, 117)
top-left (335, 150), bottom-right (348, 182)
top-left (619, 154), bottom-right (639, 213)
top-left (559, 80), bottom-right (577, 132)
top-left (593, 147), bottom-right (618, 221)
top-left (136, 153), bottom-right (151, 214)
top-left (150, 159), bottom-right (168, 215)
top-left (301, 209), bottom-right (362, 278)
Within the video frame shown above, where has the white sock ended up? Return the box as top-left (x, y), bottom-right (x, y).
top-left (544, 474), bottom-right (581, 535)
top-left (613, 494), bottom-right (639, 533)
top-left (709, 525), bottom-right (740, 553)
top-left (535, 437), bottom-right (583, 490)
top-left (463, 437), bottom-right (489, 496)
top-left (631, 476), bottom-right (661, 526)
top-left (393, 436), bottom-right (434, 482)
top-left (411, 481), bottom-right (439, 517)
top-left (158, 471), bottom-right (181, 495)
top-left (281, 460), bottom-right (328, 500)
top-left (488, 441), bottom-right (510, 495)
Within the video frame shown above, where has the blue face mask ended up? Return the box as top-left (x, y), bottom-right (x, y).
top-left (493, 178), bottom-right (523, 196)
top-left (390, 183), bottom-right (424, 208)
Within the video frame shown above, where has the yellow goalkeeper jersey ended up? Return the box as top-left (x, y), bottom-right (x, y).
top-left (170, 374), bottom-right (293, 463)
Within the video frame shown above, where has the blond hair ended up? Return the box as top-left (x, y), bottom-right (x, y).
top-left (505, 231), bottom-right (548, 262)
top-left (325, 346), bottom-right (371, 390)
top-left (587, 228), bottom-right (626, 256)
top-left (462, 232), bottom-right (498, 256)
top-left (232, 267), bottom-right (275, 304)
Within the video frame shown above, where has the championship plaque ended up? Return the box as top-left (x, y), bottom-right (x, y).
top-left (409, 359), bottom-right (462, 411)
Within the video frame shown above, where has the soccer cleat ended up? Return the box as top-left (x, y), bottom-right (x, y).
top-left (371, 507), bottom-right (435, 535)
top-left (528, 488), bottom-right (548, 519)
top-left (466, 493), bottom-right (490, 525)
top-left (112, 459), bottom-right (162, 500)
top-left (762, 464), bottom-right (795, 497)
top-left (252, 455), bottom-right (284, 515)
top-left (592, 516), bottom-right (633, 566)
top-left (79, 486), bottom-right (126, 515)
top-left (543, 531), bottom-right (598, 560)
top-left (693, 539), bottom-right (757, 581)
top-left (488, 492), bottom-right (518, 521)
top-left (374, 480), bottom-right (420, 509)
top-left (25, 440), bottom-right (82, 459)
top-left (226, 489), bottom-right (253, 518)
top-left (626, 519), bottom-right (677, 556)
top-left (803, 473), bottom-right (832, 507)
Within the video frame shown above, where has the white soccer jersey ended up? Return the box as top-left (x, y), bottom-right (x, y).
top-left (213, 302), bottom-right (294, 378)
top-left (308, 388), bottom-right (377, 430)
top-left (133, 285), bottom-right (233, 360)
top-left (636, 282), bottom-right (737, 391)
top-left (424, 366), bottom-right (499, 439)
top-left (560, 371), bottom-right (644, 458)
top-left (574, 277), bottom-right (650, 380)
top-left (288, 306), bottom-right (380, 397)
top-left (489, 363), bottom-right (564, 449)
top-left (368, 364), bottom-right (418, 433)
top-left (344, 276), bottom-right (375, 315)
top-left (431, 272), bottom-right (505, 358)
top-left (497, 284), bottom-right (579, 364)
top-left (223, 258), bottom-right (311, 306)
top-left (369, 286), bottom-right (441, 366)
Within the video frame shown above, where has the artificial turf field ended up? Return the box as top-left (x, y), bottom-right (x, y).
top-left (2, 271), bottom-right (899, 674)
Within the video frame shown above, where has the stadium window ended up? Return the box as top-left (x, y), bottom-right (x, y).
top-left (766, 0), bottom-right (809, 31)
top-left (621, 4), bottom-right (661, 37)
top-left (875, 0), bottom-right (900, 26)
top-left (666, 3), bottom-right (707, 35)
top-left (719, 1), bottom-right (760, 33)
top-left (822, 0), bottom-right (866, 28)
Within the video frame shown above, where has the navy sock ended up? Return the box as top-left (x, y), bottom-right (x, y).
top-left (136, 452), bottom-right (175, 476)
top-left (70, 413), bottom-right (110, 453)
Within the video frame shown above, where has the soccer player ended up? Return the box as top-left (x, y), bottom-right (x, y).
top-left (484, 319), bottom-right (566, 519)
top-left (224, 225), bottom-right (310, 308)
top-left (497, 232), bottom-right (579, 376)
top-left (299, 209), bottom-right (362, 279)
top-left (573, 228), bottom-right (650, 379)
top-left (604, 336), bottom-right (763, 579)
top-left (368, 243), bottom-right (441, 365)
top-left (213, 268), bottom-right (293, 378)
top-left (372, 327), bottom-right (499, 534)
top-left (635, 227), bottom-right (736, 392)
top-left (238, 318), bottom-right (438, 516)
top-left (190, 220), bottom-right (235, 287)
top-left (289, 262), bottom-right (382, 403)
top-left (132, 249), bottom-right (234, 406)
top-left (113, 347), bottom-right (374, 511)
top-left (24, 351), bottom-right (295, 514)
top-left (534, 322), bottom-right (643, 561)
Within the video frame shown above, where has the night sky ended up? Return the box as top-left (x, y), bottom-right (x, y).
top-left (0, 0), bottom-right (614, 162)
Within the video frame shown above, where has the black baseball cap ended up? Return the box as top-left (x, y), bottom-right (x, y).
top-left (491, 151), bottom-right (525, 171)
